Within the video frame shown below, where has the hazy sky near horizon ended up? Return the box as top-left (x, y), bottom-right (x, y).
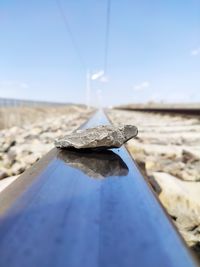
top-left (0, 0), bottom-right (200, 106)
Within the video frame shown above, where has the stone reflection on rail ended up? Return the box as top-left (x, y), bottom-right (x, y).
top-left (57, 149), bottom-right (129, 178)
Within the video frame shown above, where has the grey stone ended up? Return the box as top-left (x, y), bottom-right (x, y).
top-left (55, 124), bottom-right (138, 150)
top-left (0, 168), bottom-right (9, 180)
top-left (182, 148), bottom-right (200, 163)
top-left (0, 138), bottom-right (16, 153)
top-left (152, 172), bottom-right (200, 246)
top-left (11, 162), bottom-right (26, 175)
top-left (0, 105), bottom-right (93, 181)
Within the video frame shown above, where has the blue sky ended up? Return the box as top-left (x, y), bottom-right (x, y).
top-left (0, 0), bottom-right (200, 105)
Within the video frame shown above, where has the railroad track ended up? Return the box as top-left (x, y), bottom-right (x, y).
top-left (0, 110), bottom-right (198, 267)
top-left (115, 105), bottom-right (200, 116)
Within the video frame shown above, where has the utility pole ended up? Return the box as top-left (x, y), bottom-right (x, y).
top-left (86, 70), bottom-right (106, 109)
top-left (86, 70), bottom-right (91, 110)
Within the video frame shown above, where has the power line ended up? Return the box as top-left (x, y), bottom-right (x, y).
top-left (55, 0), bottom-right (86, 69)
top-left (56, 0), bottom-right (111, 75)
top-left (104, 0), bottom-right (111, 74)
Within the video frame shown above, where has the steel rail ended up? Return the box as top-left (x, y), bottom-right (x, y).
top-left (0, 110), bottom-right (198, 267)
top-left (115, 107), bottom-right (200, 116)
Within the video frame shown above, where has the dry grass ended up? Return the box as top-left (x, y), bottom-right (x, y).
top-left (0, 105), bottom-right (86, 130)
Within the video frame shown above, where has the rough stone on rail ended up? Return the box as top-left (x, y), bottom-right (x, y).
top-left (54, 124), bottom-right (138, 150)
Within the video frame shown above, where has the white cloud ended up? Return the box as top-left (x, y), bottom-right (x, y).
top-left (90, 70), bottom-right (109, 83)
top-left (91, 70), bottom-right (104, 80)
top-left (134, 81), bottom-right (150, 91)
top-left (191, 47), bottom-right (200, 56)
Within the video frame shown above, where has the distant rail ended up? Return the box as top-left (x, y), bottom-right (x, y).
top-left (0, 110), bottom-right (198, 267)
top-left (115, 104), bottom-right (200, 115)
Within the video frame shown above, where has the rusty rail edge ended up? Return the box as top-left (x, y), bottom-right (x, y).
top-left (0, 110), bottom-right (198, 267)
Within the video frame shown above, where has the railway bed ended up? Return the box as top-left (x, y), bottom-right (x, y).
top-left (0, 110), bottom-right (198, 267)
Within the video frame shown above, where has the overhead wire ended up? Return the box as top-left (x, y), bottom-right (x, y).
top-left (55, 0), bottom-right (86, 69)
top-left (104, 0), bottom-right (111, 74)
top-left (56, 0), bottom-right (111, 75)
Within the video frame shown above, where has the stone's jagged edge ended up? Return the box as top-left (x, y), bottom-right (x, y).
top-left (54, 124), bottom-right (138, 150)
